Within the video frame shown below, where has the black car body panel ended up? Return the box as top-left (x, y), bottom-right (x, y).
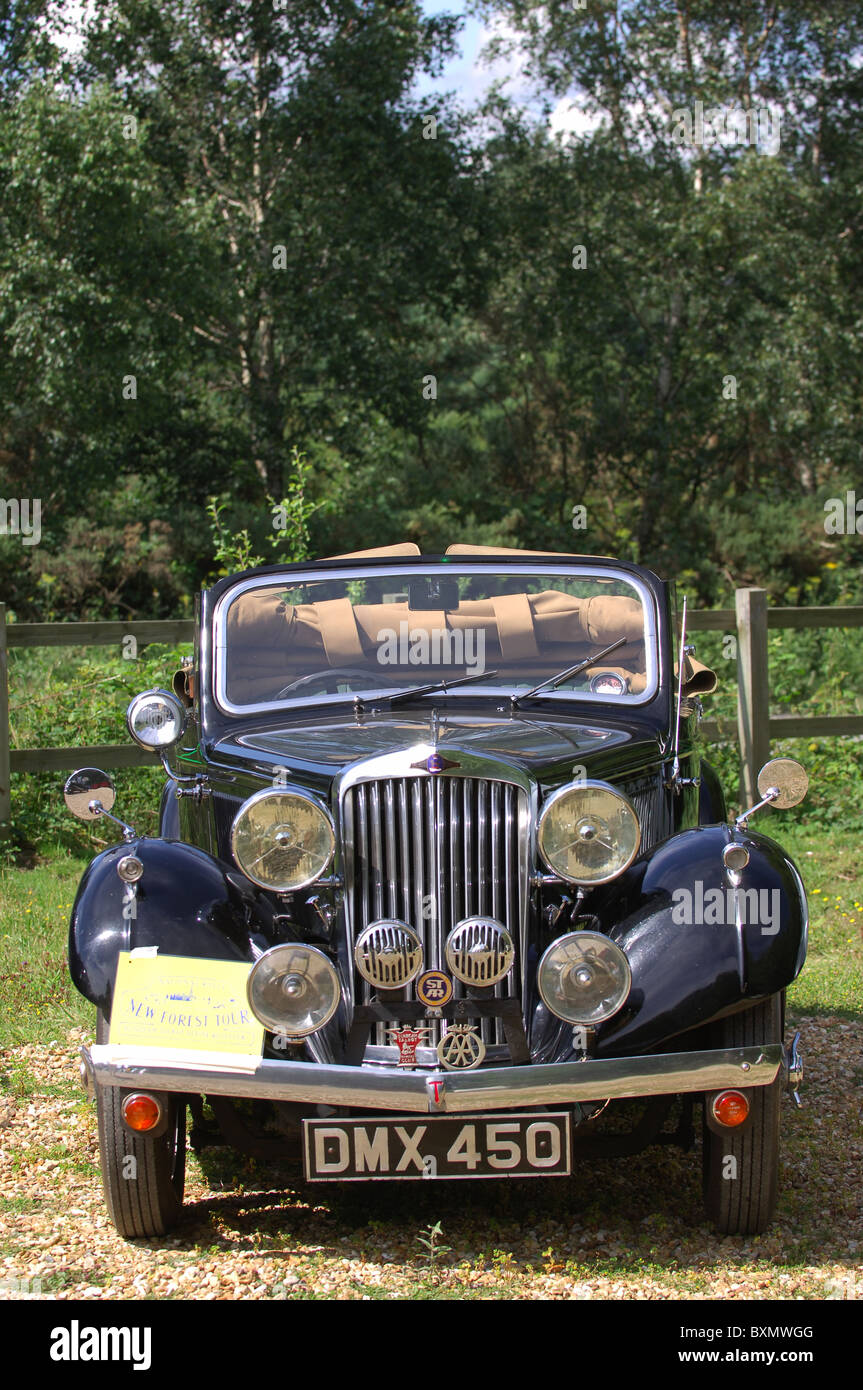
top-left (69, 839), bottom-right (279, 1014)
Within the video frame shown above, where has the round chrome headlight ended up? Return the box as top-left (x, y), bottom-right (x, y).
top-left (247, 944), bottom-right (340, 1036)
top-left (126, 688), bottom-right (188, 750)
top-left (231, 788), bottom-right (335, 892)
top-left (538, 930), bottom-right (631, 1025)
top-left (354, 920), bottom-right (423, 989)
top-left (445, 917), bottom-right (514, 987)
top-left (537, 780), bottom-right (640, 884)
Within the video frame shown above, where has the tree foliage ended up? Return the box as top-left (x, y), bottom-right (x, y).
top-left (0, 0), bottom-right (861, 617)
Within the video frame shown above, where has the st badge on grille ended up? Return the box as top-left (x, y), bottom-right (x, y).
top-left (416, 970), bottom-right (454, 1009)
top-left (436, 1024), bottom-right (486, 1071)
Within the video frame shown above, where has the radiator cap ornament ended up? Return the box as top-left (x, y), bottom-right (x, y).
top-left (436, 1024), bottom-right (486, 1071)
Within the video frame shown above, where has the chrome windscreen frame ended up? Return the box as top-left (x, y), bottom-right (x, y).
top-left (210, 563), bottom-right (662, 719)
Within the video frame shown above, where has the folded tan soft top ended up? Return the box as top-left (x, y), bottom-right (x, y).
top-left (315, 543), bottom-right (422, 560)
top-left (444, 544), bottom-right (581, 557)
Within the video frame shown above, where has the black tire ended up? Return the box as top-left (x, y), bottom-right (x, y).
top-left (702, 993), bottom-right (782, 1236)
top-left (95, 1009), bottom-right (187, 1238)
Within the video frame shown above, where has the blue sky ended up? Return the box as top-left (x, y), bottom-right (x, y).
top-left (415, 3), bottom-right (591, 137)
top-left (415, 3), bottom-right (491, 102)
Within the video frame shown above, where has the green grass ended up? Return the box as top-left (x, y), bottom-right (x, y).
top-left (780, 824), bottom-right (863, 1017)
top-left (0, 853), bottom-right (92, 1044)
top-left (0, 1195), bottom-right (44, 1214)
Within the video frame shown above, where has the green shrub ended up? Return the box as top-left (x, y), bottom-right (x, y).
top-left (3, 641), bottom-right (190, 861)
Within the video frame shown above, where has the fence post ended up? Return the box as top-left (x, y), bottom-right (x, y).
top-left (0, 603), bottom-right (9, 835)
top-left (735, 587), bottom-right (770, 805)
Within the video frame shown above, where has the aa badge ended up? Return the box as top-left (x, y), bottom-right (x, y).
top-left (436, 1024), bottom-right (486, 1071)
top-left (416, 970), bottom-right (454, 1010)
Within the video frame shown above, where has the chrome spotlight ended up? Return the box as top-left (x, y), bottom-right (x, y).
top-left (247, 944), bottom-right (340, 1037)
top-left (445, 917), bottom-right (515, 987)
top-left (537, 930), bottom-right (631, 1025)
top-left (354, 920), bottom-right (423, 989)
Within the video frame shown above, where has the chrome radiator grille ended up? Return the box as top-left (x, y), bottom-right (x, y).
top-left (342, 776), bottom-right (528, 1051)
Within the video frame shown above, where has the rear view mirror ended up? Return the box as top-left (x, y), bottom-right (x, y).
top-left (756, 758), bottom-right (809, 810)
top-left (64, 768), bottom-right (116, 821)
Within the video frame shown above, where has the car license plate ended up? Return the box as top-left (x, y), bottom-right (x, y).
top-left (303, 1112), bottom-right (572, 1181)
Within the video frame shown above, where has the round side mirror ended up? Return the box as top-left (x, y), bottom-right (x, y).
top-left (64, 768), bottom-right (116, 821)
top-left (757, 758), bottom-right (809, 810)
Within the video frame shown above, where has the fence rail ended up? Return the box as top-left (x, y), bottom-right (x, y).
top-left (690, 591), bottom-right (863, 800)
top-left (1, 595), bottom-right (862, 831)
top-left (0, 609), bottom-right (194, 831)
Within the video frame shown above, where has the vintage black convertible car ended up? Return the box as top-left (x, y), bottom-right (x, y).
top-left (65, 544), bottom-right (808, 1239)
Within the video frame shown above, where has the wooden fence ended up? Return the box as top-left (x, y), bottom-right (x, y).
top-left (1, 591), bottom-right (862, 831)
top-left (690, 589), bottom-right (863, 800)
top-left (0, 608), bottom-right (194, 833)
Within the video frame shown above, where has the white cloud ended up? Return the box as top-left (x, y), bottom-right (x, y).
top-left (40, 0), bottom-right (97, 51)
top-left (548, 96), bottom-right (602, 141)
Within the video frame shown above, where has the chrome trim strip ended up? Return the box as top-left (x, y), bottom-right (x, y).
top-left (84, 1043), bottom-right (783, 1115)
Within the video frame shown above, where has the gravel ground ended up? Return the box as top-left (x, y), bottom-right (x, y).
top-left (1, 1014), bottom-right (861, 1301)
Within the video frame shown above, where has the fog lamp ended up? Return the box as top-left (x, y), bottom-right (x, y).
top-left (247, 943), bottom-right (340, 1036)
top-left (354, 920), bottom-right (423, 989)
top-left (537, 930), bottom-right (631, 1025)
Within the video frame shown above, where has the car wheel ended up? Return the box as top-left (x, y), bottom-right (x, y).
top-left (702, 992), bottom-right (783, 1236)
top-left (95, 1009), bottom-right (187, 1238)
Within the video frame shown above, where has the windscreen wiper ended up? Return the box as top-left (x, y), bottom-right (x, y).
top-left (510, 638), bottom-right (628, 708)
top-left (355, 668), bottom-right (498, 713)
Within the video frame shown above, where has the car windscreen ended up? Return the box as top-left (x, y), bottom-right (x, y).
top-left (214, 567), bottom-right (658, 713)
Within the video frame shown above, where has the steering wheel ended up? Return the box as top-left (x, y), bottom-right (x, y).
top-left (274, 667), bottom-right (388, 699)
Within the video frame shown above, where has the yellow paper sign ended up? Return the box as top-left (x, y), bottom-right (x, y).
top-left (110, 952), bottom-right (264, 1055)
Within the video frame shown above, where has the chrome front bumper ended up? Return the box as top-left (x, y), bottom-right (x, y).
top-left (81, 1042), bottom-right (785, 1115)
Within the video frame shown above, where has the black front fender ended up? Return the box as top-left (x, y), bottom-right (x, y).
top-left (591, 824), bottom-right (808, 1056)
top-left (68, 838), bottom-right (278, 1016)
